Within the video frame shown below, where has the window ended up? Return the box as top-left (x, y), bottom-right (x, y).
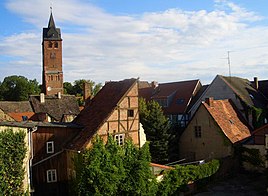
top-left (194, 126), bottom-right (201, 138)
top-left (177, 99), bottom-right (185, 105)
top-left (115, 134), bottom-right (124, 146)
top-left (54, 42), bottom-right (58, 48)
top-left (155, 99), bottom-right (167, 107)
top-left (47, 169), bottom-right (57, 183)
top-left (48, 42), bottom-right (53, 48)
top-left (50, 52), bottom-right (56, 59)
top-left (127, 109), bottom-right (134, 117)
top-left (47, 141), bottom-right (54, 153)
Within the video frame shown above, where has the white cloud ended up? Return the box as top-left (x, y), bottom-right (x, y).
top-left (0, 0), bottom-right (267, 85)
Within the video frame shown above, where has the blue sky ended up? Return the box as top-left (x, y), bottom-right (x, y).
top-left (0, 0), bottom-right (268, 85)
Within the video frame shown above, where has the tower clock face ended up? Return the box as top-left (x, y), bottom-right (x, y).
top-left (47, 86), bottom-right (52, 91)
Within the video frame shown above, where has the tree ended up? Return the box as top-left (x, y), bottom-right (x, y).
top-left (0, 75), bottom-right (41, 101)
top-left (74, 136), bottom-right (157, 196)
top-left (139, 98), bottom-right (171, 164)
top-left (0, 129), bottom-right (27, 195)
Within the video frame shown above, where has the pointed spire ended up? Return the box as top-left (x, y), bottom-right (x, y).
top-left (48, 12), bottom-right (56, 29)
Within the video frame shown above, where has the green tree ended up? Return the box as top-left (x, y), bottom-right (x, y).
top-left (0, 75), bottom-right (40, 101)
top-left (0, 129), bottom-right (27, 195)
top-left (74, 136), bottom-right (157, 196)
top-left (139, 98), bottom-right (171, 164)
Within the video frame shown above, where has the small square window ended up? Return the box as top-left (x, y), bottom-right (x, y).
top-left (115, 134), bottom-right (124, 146)
top-left (127, 110), bottom-right (134, 118)
top-left (194, 126), bottom-right (201, 138)
top-left (47, 141), bottom-right (54, 154)
top-left (47, 169), bottom-right (57, 183)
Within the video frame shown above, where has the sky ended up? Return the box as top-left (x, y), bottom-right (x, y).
top-left (0, 0), bottom-right (268, 85)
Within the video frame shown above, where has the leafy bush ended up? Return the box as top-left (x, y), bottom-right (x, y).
top-left (0, 129), bottom-right (27, 195)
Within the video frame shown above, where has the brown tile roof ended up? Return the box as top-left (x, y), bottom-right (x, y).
top-left (29, 94), bottom-right (80, 121)
top-left (0, 101), bottom-right (33, 113)
top-left (68, 78), bottom-right (138, 150)
top-left (203, 99), bottom-right (251, 144)
top-left (220, 75), bottom-right (267, 108)
top-left (139, 80), bottom-right (201, 114)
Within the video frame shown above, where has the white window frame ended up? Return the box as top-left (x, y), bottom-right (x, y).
top-left (46, 141), bottom-right (54, 154)
top-left (115, 134), bottom-right (125, 146)
top-left (47, 169), bottom-right (57, 183)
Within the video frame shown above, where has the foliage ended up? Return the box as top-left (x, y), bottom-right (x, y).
top-left (64, 79), bottom-right (102, 97)
top-left (139, 98), bottom-right (171, 164)
top-left (252, 106), bottom-right (267, 129)
top-left (157, 160), bottom-right (220, 195)
top-left (0, 75), bottom-right (41, 101)
top-left (240, 146), bottom-right (264, 168)
top-left (0, 129), bottom-right (27, 195)
top-left (74, 136), bottom-right (157, 196)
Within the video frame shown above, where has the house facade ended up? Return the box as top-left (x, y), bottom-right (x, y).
top-left (189, 75), bottom-right (268, 129)
top-left (180, 98), bottom-right (251, 161)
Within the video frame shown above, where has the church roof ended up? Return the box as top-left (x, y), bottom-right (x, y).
top-left (43, 12), bottom-right (61, 40)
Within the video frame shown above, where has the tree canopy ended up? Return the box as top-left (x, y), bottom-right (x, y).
top-left (0, 75), bottom-right (41, 101)
top-left (139, 98), bottom-right (171, 164)
top-left (74, 136), bottom-right (157, 196)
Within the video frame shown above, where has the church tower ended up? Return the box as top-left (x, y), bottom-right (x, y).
top-left (42, 11), bottom-right (63, 95)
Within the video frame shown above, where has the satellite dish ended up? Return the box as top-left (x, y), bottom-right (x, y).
top-left (47, 86), bottom-right (52, 91)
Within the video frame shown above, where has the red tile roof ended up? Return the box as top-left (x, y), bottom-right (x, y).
top-left (68, 78), bottom-right (138, 150)
top-left (203, 99), bottom-right (251, 143)
top-left (7, 112), bottom-right (35, 122)
top-left (139, 80), bottom-right (200, 114)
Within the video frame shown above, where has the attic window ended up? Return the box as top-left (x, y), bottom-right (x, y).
top-left (47, 141), bottom-right (54, 154)
top-left (177, 99), bottom-right (185, 105)
top-left (194, 126), bottom-right (201, 138)
top-left (22, 116), bottom-right (28, 121)
top-left (127, 109), bottom-right (134, 118)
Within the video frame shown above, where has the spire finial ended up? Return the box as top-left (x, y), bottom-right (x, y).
top-left (50, 1), bottom-right (53, 13)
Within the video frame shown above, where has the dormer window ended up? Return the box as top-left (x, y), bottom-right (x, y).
top-left (127, 109), bottom-right (134, 118)
top-left (47, 141), bottom-right (54, 153)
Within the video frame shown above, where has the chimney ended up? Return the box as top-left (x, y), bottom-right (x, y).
top-left (83, 82), bottom-right (92, 101)
top-left (151, 81), bottom-right (158, 89)
top-left (57, 92), bottom-right (61, 99)
top-left (253, 77), bottom-right (258, 90)
top-left (40, 93), bottom-right (45, 103)
top-left (205, 97), bottom-right (214, 107)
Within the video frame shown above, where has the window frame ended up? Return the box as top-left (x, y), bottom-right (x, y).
top-left (115, 134), bottom-right (125, 146)
top-left (46, 141), bottom-right (54, 154)
top-left (127, 109), bottom-right (134, 118)
top-left (47, 169), bottom-right (57, 183)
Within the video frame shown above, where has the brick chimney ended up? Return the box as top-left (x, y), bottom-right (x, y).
top-left (40, 93), bottom-right (45, 103)
top-left (205, 97), bottom-right (214, 107)
top-left (83, 82), bottom-right (92, 102)
top-left (253, 77), bottom-right (258, 90)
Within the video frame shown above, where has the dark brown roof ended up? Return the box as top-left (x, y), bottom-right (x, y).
top-left (221, 75), bottom-right (267, 108)
top-left (0, 101), bottom-right (33, 113)
top-left (69, 78), bottom-right (138, 150)
top-left (139, 80), bottom-right (201, 114)
top-left (257, 80), bottom-right (268, 99)
top-left (203, 99), bottom-right (251, 144)
top-left (30, 95), bottom-right (80, 121)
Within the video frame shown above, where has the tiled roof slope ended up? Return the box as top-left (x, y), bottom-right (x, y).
top-left (69, 78), bottom-right (137, 150)
top-left (0, 101), bottom-right (33, 113)
top-left (203, 99), bottom-right (251, 143)
top-left (8, 112), bottom-right (35, 122)
top-left (221, 76), bottom-right (267, 108)
top-left (30, 95), bottom-right (80, 121)
top-left (139, 80), bottom-right (200, 114)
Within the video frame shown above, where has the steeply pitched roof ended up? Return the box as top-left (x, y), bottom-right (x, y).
top-left (43, 12), bottom-right (61, 40)
top-left (69, 78), bottom-right (138, 150)
top-left (203, 99), bottom-right (251, 143)
top-left (220, 75), bottom-right (267, 108)
top-left (0, 101), bottom-right (33, 113)
top-left (29, 95), bottom-right (80, 121)
top-left (139, 80), bottom-right (201, 114)
top-left (256, 80), bottom-right (268, 99)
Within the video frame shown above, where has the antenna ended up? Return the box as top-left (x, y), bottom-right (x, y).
top-left (227, 51), bottom-right (231, 78)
